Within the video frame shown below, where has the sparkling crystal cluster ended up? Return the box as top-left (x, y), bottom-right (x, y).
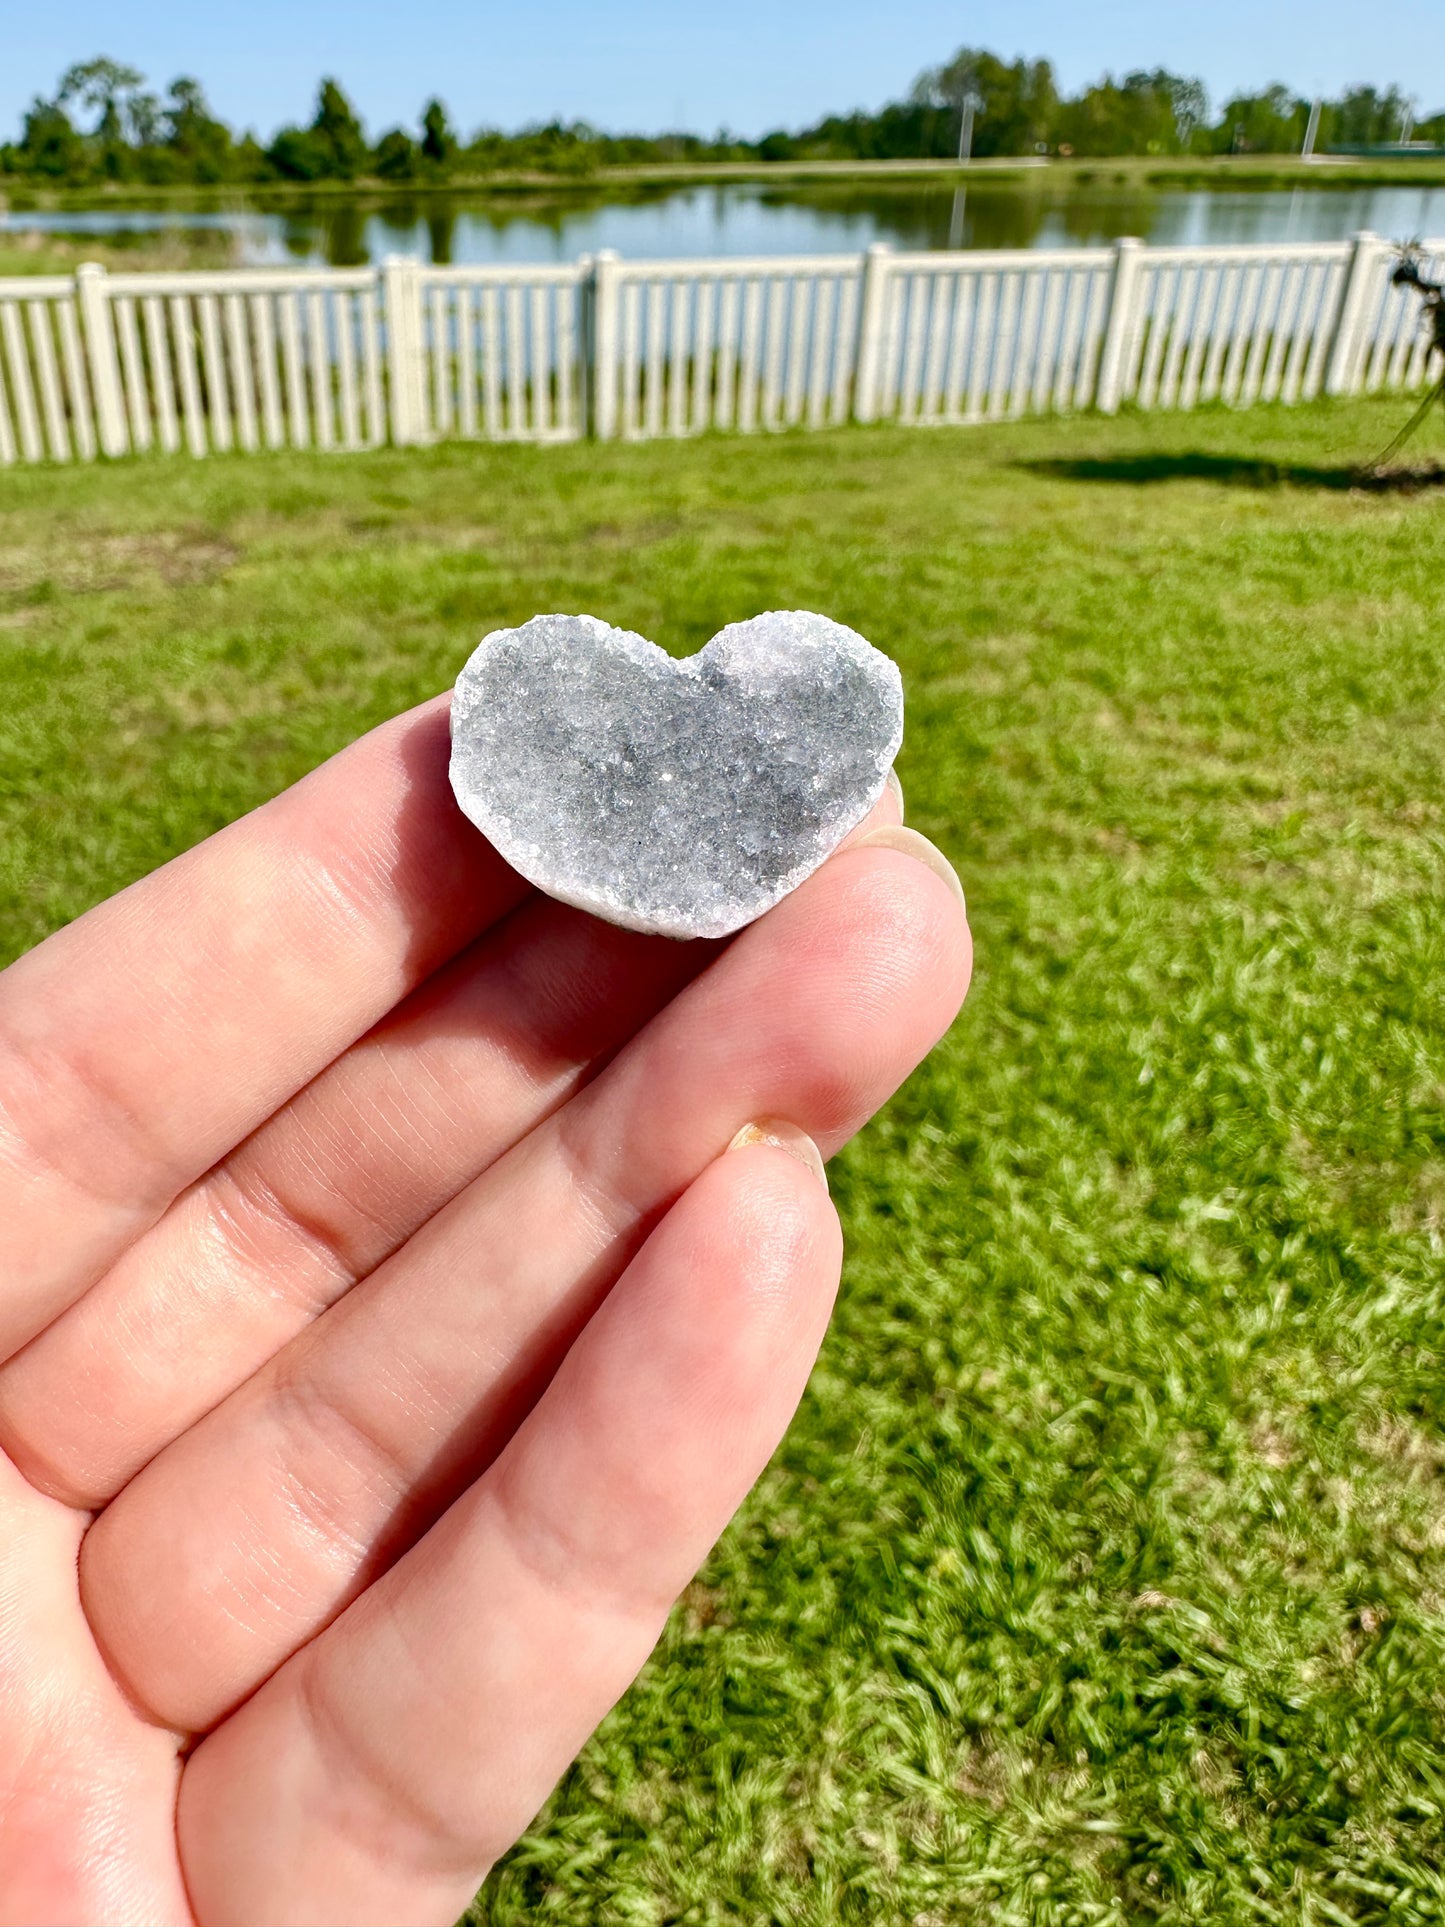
top-left (449, 611), bottom-right (903, 939)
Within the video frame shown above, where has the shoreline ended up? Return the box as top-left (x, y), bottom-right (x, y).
top-left (7, 152), bottom-right (1445, 212)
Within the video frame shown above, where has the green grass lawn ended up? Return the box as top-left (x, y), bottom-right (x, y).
top-left (4, 399), bottom-right (1445, 1923)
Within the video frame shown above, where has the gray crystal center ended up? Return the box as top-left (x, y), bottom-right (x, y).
top-left (449, 610), bottom-right (903, 939)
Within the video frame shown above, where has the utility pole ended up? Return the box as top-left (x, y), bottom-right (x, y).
top-left (1301, 98), bottom-right (1321, 158)
top-left (957, 90), bottom-right (981, 164)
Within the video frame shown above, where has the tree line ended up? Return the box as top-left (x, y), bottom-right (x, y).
top-left (3, 51), bottom-right (1440, 189)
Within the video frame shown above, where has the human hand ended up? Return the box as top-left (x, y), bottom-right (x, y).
top-left (0, 697), bottom-right (970, 1927)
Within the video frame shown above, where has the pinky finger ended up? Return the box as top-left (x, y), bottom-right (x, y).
top-left (177, 1131), bottom-right (841, 1927)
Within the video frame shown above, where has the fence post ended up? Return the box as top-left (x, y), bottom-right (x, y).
top-left (383, 255), bottom-right (426, 445)
top-left (573, 254), bottom-right (594, 437)
top-left (1324, 230), bottom-right (1385, 397)
top-left (591, 250), bottom-right (620, 440)
top-left (853, 244), bottom-right (893, 423)
top-left (1094, 237), bottom-right (1144, 414)
top-left (76, 263), bottom-right (127, 457)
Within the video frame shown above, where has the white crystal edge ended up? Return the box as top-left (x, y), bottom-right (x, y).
top-left (449, 755), bottom-right (899, 941)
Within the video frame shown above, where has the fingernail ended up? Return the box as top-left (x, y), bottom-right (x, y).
top-left (851, 825), bottom-right (966, 912)
top-left (727, 1118), bottom-right (829, 1191)
top-left (884, 768), bottom-right (905, 818)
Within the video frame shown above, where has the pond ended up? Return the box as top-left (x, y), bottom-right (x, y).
top-left (7, 178), bottom-right (1445, 268)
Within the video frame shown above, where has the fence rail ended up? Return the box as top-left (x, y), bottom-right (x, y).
top-left (0, 232), bottom-right (1439, 466)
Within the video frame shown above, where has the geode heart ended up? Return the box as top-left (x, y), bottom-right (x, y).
top-left (448, 611), bottom-right (903, 939)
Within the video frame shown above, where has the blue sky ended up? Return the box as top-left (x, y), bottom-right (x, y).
top-left (6, 0), bottom-right (1443, 144)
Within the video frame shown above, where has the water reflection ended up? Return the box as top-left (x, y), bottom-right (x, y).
top-left (7, 179), bottom-right (1445, 267)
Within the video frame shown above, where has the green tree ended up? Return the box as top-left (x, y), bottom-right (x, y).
top-left (1327, 84), bottom-right (1412, 145)
top-left (374, 128), bottom-right (418, 179)
top-left (126, 90), bottom-right (163, 147)
top-left (1210, 84), bottom-right (1307, 153)
top-left (313, 77), bottom-right (367, 176)
top-left (268, 79), bottom-right (366, 180)
top-left (164, 76), bottom-right (232, 182)
top-left (17, 97), bottom-right (85, 179)
top-left (1056, 69), bottom-right (1204, 156)
top-left (912, 48), bottom-right (1059, 156)
top-left (57, 57), bottom-right (144, 144)
top-left (420, 98), bottom-right (456, 167)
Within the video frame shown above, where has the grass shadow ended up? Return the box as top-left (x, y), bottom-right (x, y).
top-left (1017, 453), bottom-right (1445, 494)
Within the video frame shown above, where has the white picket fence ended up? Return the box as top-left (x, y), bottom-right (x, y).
top-left (0, 232), bottom-right (1439, 465)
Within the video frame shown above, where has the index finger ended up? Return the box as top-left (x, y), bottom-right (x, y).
top-left (0, 697), bottom-right (525, 1358)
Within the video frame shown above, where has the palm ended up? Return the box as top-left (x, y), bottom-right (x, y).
top-left (0, 699), bottom-right (968, 1927)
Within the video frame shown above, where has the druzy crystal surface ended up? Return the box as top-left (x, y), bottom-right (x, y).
top-left (448, 611), bottom-right (903, 939)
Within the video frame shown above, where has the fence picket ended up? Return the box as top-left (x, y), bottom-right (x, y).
top-left (1051, 270), bottom-right (1084, 409)
top-left (762, 278), bottom-right (787, 428)
top-left (505, 285), bottom-right (525, 438)
top-left (57, 299), bottom-right (96, 461)
top-left (878, 271), bottom-right (905, 418)
top-left (807, 276), bottom-right (834, 427)
top-left (336, 293), bottom-right (360, 448)
top-left (1, 301), bottom-right (42, 460)
top-left (783, 277), bottom-right (808, 425)
top-left (559, 281), bottom-right (580, 436)
top-left (0, 346), bottom-right (15, 463)
top-left (530, 285), bottom-right (551, 437)
top-left (28, 303), bottom-right (70, 461)
top-left (716, 278), bottom-right (740, 429)
top-left (645, 281), bottom-right (665, 439)
top-left (620, 280), bottom-right (641, 438)
top-left (454, 288), bottom-right (476, 438)
top-left (899, 274), bottom-right (929, 422)
top-left (225, 294), bottom-right (258, 451)
top-left (114, 297), bottom-right (151, 450)
top-left (481, 286), bottom-right (502, 438)
top-left (169, 296), bottom-right (207, 456)
top-left (279, 293), bottom-right (307, 447)
top-left (738, 278), bottom-right (762, 432)
top-left (360, 288), bottom-right (383, 446)
top-left (989, 275), bottom-right (1021, 418)
top-left (830, 275), bottom-right (858, 425)
top-left (429, 287), bottom-right (451, 439)
top-left (662, 281), bottom-right (686, 435)
top-left (139, 297), bottom-right (178, 452)
top-left (198, 294), bottom-right (231, 452)
top-left (253, 295), bottom-right (283, 448)
top-left (691, 278), bottom-right (715, 430)
top-left (308, 292), bottom-right (334, 449)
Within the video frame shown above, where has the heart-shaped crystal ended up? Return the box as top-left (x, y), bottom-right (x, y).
top-left (448, 611), bottom-right (903, 939)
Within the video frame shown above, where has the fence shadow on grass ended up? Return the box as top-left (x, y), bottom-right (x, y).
top-left (1017, 453), bottom-right (1445, 494)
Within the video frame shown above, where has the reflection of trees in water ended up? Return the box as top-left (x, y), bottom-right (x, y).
top-left (264, 181), bottom-right (1084, 262)
top-left (217, 178), bottom-right (1445, 266)
top-left (280, 198), bottom-right (368, 265)
top-left (426, 209), bottom-right (452, 264)
top-left (753, 182), bottom-right (1165, 250)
